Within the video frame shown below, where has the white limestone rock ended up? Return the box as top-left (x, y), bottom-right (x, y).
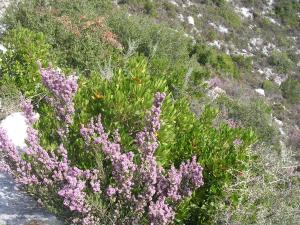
top-left (187, 16), bottom-right (194, 25)
top-left (0, 112), bottom-right (28, 151)
top-left (255, 88), bottom-right (265, 96)
top-left (0, 43), bottom-right (7, 53)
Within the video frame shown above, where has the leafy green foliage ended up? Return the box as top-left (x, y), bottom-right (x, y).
top-left (0, 81), bottom-right (20, 119)
top-left (262, 80), bottom-right (281, 96)
top-left (4, 0), bottom-right (192, 90)
top-left (204, 0), bottom-right (226, 7)
top-left (0, 26), bottom-right (52, 96)
top-left (143, 0), bottom-right (157, 16)
top-left (268, 51), bottom-right (294, 73)
top-left (281, 77), bottom-right (300, 104)
top-left (219, 6), bottom-right (242, 29)
top-left (191, 44), bottom-right (239, 78)
top-left (163, 1), bottom-right (177, 18)
top-left (216, 96), bottom-right (279, 148)
top-left (1, 1), bottom-right (258, 224)
top-left (275, 0), bottom-right (300, 28)
top-left (4, 0), bottom-right (122, 73)
top-left (232, 55), bottom-right (253, 73)
top-left (107, 12), bottom-right (192, 88)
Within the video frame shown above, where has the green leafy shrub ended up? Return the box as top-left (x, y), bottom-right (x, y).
top-left (0, 26), bottom-right (52, 96)
top-left (107, 12), bottom-right (192, 88)
top-left (268, 51), bottom-right (294, 73)
top-left (191, 44), bottom-right (239, 78)
top-left (204, 0), bottom-right (226, 7)
top-left (262, 80), bottom-right (282, 96)
top-left (216, 96), bottom-right (279, 148)
top-left (281, 77), bottom-right (300, 104)
top-left (0, 81), bottom-right (20, 119)
top-left (3, 0), bottom-right (122, 74)
top-left (163, 1), bottom-right (177, 18)
top-left (232, 55), bottom-right (253, 73)
top-left (143, 0), bottom-right (157, 16)
top-left (219, 6), bottom-right (242, 29)
top-left (275, 0), bottom-right (300, 28)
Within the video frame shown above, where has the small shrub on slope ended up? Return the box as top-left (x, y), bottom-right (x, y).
top-left (0, 26), bottom-right (52, 96)
top-left (281, 77), bottom-right (300, 104)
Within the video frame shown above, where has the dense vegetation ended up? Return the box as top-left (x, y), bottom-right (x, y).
top-left (0, 0), bottom-right (299, 224)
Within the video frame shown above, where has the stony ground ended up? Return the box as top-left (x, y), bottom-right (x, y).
top-left (0, 1), bottom-right (62, 225)
top-left (0, 174), bottom-right (62, 225)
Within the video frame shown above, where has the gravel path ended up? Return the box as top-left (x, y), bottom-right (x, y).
top-left (0, 1), bottom-right (62, 225)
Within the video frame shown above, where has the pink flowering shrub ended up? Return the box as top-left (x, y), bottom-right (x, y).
top-left (0, 65), bottom-right (204, 224)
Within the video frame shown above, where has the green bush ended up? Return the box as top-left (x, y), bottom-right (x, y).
top-left (163, 1), bottom-right (177, 18)
top-left (232, 55), bottom-right (253, 72)
top-left (0, 81), bottom-right (20, 119)
top-left (204, 0), bottom-right (226, 7)
top-left (219, 6), bottom-right (242, 29)
top-left (268, 51), bottom-right (294, 73)
top-left (262, 80), bottom-right (282, 96)
top-left (281, 77), bottom-right (300, 104)
top-left (275, 0), bottom-right (300, 28)
top-left (143, 0), bottom-right (157, 16)
top-left (0, 26), bottom-right (52, 96)
top-left (216, 96), bottom-right (279, 148)
top-left (191, 44), bottom-right (239, 78)
top-left (3, 0), bottom-right (122, 73)
top-left (107, 12), bottom-right (192, 84)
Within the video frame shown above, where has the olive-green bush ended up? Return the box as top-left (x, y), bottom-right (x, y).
top-left (0, 26), bottom-right (52, 96)
top-left (281, 77), bottom-right (300, 104)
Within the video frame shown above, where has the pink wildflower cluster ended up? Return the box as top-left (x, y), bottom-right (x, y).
top-left (80, 92), bottom-right (204, 225)
top-left (226, 118), bottom-right (239, 128)
top-left (0, 98), bottom-right (100, 224)
top-left (39, 63), bottom-right (78, 136)
top-left (0, 128), bottom-right (37, 185)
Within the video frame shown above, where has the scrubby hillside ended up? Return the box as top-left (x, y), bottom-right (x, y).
top-left (0, 0), bottom-right (299, 224)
